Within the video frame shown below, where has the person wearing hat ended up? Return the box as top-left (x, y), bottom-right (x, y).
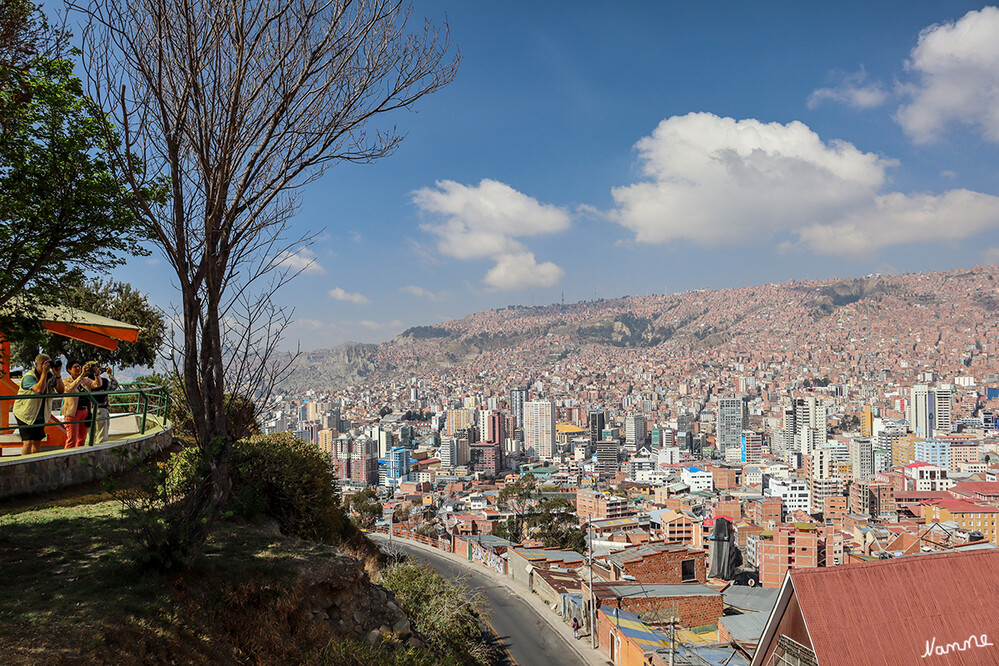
top-left (13, 354), bottom-right (54, 456)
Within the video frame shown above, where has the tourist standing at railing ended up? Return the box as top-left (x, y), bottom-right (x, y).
top-left (13, 354), bottom-right (54, 456)
top-left (88, 363), bottom-right (116, 444)
top-left (62, 361), bottom-right (97, 449)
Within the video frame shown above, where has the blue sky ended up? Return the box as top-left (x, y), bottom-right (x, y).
top-left (116, 2), bottom-right (999, 350)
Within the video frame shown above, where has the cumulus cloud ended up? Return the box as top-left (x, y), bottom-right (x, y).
top-left (273, 247), bottom-right (326, 275)
top-left (328, 287), bottom-right (370, 304)
top-left (484, 252), bottom-right (564, 291)
top-left (796, 189), bottom-right (999, 256)
top-left (807, 68), bottom-right (888, 109)
top-left (400, 285), bottom-right (439, 300)
top-left (896, 7), bottom-right (999, 143)
top-left (610, 112), bottom-right (999, 257)
top-left (414, 179), bottom-right (570, 290)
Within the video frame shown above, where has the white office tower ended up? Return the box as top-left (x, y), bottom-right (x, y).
top-left (850, 437), bottom-right (874, 482)
top-left (477, 408), bottom-right (492, 439)
top-left (717, 396), bottom-right (748, 457)
top-left (934, 386), bottom-right (953, 433)
top-left (439, 436), bottom-right (458, 469)
top-left (906, 385), bottom-right (932, 437)
top-left (795, 397), bottom-right (827, 455)
top-left (624, 414), bottom-right (647, 449)
top-left (510, 386), bottom-right (528, 430)
top-left (368, 424), bottom-right (392, 457)
top-left (657, 446), bottom-right (680, 466)
top-left (523, 400), bottom-right (556, 459)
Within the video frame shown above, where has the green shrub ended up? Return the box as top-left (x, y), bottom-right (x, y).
top-left (380, 562), bottom-right (493, 666)
top-left (167, 432), bottom-right (354, 544)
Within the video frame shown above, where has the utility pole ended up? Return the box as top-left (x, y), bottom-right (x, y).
top-left (588, 513), bottom-right (597, 649)
top-left (669, 619), bottom-right (676, 666)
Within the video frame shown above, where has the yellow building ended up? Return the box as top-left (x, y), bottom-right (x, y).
top-left (556, 422), bottom-right (586, 444)
top-left (924, 499), bottom-right (999, 544)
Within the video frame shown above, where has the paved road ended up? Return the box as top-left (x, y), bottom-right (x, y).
top-left (376, 537), bottom-right (586, 666)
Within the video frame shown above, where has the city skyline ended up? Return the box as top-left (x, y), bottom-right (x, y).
top-left (110, 2), bottom-right (999, 350)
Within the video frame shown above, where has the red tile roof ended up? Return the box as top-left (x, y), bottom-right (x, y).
top-left (790, 549), bottom-right (999, 664)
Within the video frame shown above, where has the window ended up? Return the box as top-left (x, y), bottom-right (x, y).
top-left (682, 559), bottom-right (696, 582)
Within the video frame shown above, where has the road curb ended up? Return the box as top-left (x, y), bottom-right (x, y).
top-left (373, 533), bottom-right (609, 666)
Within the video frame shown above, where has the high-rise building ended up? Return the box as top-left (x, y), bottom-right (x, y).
top-left (349, 436), bottom-right (378, 485)
top-left (510, 386), bottom-right (528, 430)
top-left (793, 397), bottom-right (828, 454)
top-left (384, 446), bottom-right (410, 485)
top-left (588, 409), bottom-right (605, 443)
top-left (934, 386), bottom-right (953, 433)
top-left (488, 411), bottom-right (506, 445)
top-left (595, 440), bottom-right (619, 476)
top-left (717, 397), bottom-right (748, 457)
top-left (906, 385), bottom-right (933, 437)
top-left (741, 431), bottom-right (763, 464)
top-left (445, 408), bottom-right (472, 437)
top-left (524, 400), bottom-right (556, 459)
top-left (849, 437), bottom-right (874, 482)
top-left (439, 436), bottom-right (458, 469)
top-left (624, 414), bottom-right (647, 449)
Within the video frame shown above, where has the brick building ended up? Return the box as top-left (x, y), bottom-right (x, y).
top-left (576, 488), bottom-right (636, 520)
top-left (603, 541), bottom-right (707, 584)
top-left (758, 525), bottom-right (819, 588)
top-left (587, 581), bottom-right (723, 629)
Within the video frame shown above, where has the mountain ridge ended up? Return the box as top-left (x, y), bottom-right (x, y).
top-left (275, 265), bottom-right (998, 393)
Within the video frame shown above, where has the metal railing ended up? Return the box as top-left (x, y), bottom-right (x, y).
top-left (1, 382), bottom-right (170, 449)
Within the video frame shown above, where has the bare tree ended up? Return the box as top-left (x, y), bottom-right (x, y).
top-left (76, 0), bottom-right (458, 567)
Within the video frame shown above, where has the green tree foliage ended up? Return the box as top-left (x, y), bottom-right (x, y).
top-left (494, 478), bottom-right (586, 553)
top-left (348, 487), bottom-right (383, 529)
top-left (380, 561), bottom-right (493, 666)
top-left (0, 11), bottom-right (149, 339)
top-left (525, 497), bottom-right (586, 554)
top-left (13, 277), bottom-right (166, 367)
top-left (496, 473), bottom-right (537, 542)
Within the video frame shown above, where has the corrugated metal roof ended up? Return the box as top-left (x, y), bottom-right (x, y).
top-left (594, 582), bottom-right (720, 599)
top-left (722, 586), bottom-right (780, 613)
top-left (719, 612), bottom-right (768, 642)
top-left (791, 549), bottom-right (999, 665)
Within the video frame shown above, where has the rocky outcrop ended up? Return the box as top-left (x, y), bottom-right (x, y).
top-left (297, 553), bottom-right (422, 649)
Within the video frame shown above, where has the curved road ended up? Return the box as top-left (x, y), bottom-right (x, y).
top-left (374, 536), bottom-right (586, 666)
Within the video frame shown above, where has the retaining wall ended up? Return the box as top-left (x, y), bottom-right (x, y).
top-left (0, 427), bottom-right (173, 499)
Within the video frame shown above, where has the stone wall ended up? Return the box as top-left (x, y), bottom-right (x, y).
top-left (0, 428), bottom-right (173, 499)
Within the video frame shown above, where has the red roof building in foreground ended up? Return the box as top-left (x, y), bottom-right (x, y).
top-left (752, 548), bottom-right (999, 665)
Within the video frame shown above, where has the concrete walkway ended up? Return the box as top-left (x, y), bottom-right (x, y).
top-left (373, 533), bottom-right (610, 666)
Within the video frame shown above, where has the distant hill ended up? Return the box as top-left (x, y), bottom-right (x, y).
top-left (275, 265), bottom-right (999, 392)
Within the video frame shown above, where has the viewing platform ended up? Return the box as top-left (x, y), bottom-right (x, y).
top-left (0, 384), bottom-right (173, 499)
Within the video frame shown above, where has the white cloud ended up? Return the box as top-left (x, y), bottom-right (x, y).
top-left (611, 112), bottom-right (999, 257)
top-left (328, 287), bottom-right (370, 304)
top-left (400, 285), bottom-right (439, 300)
top-left (414, 179), bottom-right (570, 290)
top-left (274, 247), bottom-right (326, 275)
top-left (796, 189), bottom-right (999, 256)
top-left (807, 68), bottom-right (888, 109)
top-left (484, 252), bottom-right (564, 291)
top-left (358, 319), bottom-right (404, 331)
top-left (896, 7), bottom-right (999, 143)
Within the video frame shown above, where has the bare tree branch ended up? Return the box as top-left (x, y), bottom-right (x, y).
top-left (74, 0), bottom-right (458, 567)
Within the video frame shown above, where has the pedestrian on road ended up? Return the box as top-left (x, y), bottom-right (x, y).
top-left (572, 617), bottom-right (579, 640)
